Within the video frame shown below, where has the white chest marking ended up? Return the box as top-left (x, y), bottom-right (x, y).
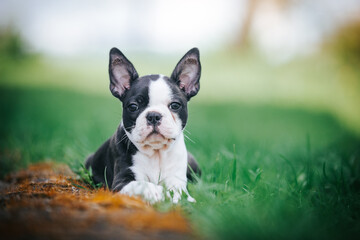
top-left (130, 133), bottom-right (188, 186)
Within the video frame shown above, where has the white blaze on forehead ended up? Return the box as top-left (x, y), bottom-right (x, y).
top-left (148, 75), bottom-right (172, 107)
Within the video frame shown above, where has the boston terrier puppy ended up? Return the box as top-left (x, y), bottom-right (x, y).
top-left (85, 47), bottom-right (201, 203)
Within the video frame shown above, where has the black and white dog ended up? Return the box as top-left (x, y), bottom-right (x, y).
top-left (85, 47), bottom-right (201, 203)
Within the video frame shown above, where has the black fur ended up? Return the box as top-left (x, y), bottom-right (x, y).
top-left (121, 76), bottom-right (151, 133)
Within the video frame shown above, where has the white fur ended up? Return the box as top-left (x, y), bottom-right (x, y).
top-left (120, 181), bottom-right (164, 204)
top-left (130, 133), bottom-right (190, 203)
top-left (121, 75), bottom-right (194, 203)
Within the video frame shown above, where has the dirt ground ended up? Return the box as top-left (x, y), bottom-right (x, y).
top-left (0, 162), bottom-right (193, 240)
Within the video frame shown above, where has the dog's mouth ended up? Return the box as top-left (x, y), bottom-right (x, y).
top-left (145, 130), bottom-right (166, 143)
top-left (146, 127), bottom-right (175, 140)
top-left (140, 128), bottom-right (176, 150)
top-left (148, 128), bottom-right (161, 136)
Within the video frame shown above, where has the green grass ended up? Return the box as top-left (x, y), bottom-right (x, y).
top-left (1, 86), bottom-right (359, 239)
top-left (1, 51), bottom-right (360, 134)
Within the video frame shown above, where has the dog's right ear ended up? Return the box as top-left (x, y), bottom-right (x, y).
top-left (109, 48), bottom-right (138, 100)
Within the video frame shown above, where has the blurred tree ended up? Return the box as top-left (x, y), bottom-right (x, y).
top-left (234, 0), bottom-right (292, 51)
top-left (328, 20), bottom-right (360, 67)
top-left (235, 0), bottom-right (258, 50)
top-left (0, 26), bottom-right (27, 61)
top-left (0, 26), bottom-right (33, 81)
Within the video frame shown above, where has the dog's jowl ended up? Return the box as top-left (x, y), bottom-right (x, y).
top-left (85, 48), bottom-right (201, 203)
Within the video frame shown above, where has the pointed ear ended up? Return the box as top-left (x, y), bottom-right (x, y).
top-left (109, 47), bottom-right (138, 100)
top-left (171, 48), bottom-right (201, 100)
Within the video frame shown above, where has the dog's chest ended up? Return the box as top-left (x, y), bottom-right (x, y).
top-left (130, 138), bottom-right (188, 184)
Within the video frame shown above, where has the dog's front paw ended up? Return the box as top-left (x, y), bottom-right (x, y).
top-left (166, 189), bottom-right (196, 204)
top-left (120, 181), bottom-right (164, 204)
top-left (187, 195), bottom-right (196, 203)
top-left (141, 183), bottom-right (164, 203)
top-left (166, 190), bottom-right (181, 204)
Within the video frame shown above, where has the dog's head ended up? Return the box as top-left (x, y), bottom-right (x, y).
top-left (109, 48), bottom-right (201, 155)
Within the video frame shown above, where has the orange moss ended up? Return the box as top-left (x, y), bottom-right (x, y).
top-left (0, 162), bottom-right (192, 239)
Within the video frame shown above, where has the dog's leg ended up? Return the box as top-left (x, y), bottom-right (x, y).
top-left (85, 139), bottom-right (112, 187)
top-left (166, 188), bottom-right (196, 203)
top-left (165, 177), bottom-right (196, 203)
top-left (187, 151), bottom-right (201, 181)
top-left (120, 181), bottom-right (164, 204)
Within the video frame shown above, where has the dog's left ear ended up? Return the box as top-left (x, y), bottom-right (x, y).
top-left (171, 48), bottom-right (201, 100)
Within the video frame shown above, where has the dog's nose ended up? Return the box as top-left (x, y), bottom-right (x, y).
top-left (146, 112), bottom-right (162, 126)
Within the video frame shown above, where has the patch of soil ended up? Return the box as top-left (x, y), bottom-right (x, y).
top-left (0, 163), bottom-right (192, 240)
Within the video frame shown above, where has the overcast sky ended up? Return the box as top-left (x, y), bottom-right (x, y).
top-left (1, 0), bottom-right (359, 60)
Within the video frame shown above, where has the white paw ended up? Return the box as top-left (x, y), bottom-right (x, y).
top-left (120, 181), bottom-right (164, 204)
top-left (167, 190), bottom-right (181, 204)
top-left (142, 184), bottom-right (164, 203)
top-left (166, 189), bottom-right (196, 204)
top-left (187, 195), bottom-right (196, 203)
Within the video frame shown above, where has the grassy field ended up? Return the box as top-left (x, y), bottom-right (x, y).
top-left (1, 85), bottom-right (359, 239)
top-left (1, 50), bottom-right (360, 134)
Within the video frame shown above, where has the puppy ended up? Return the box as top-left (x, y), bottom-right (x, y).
top-left (85, 48), bottom-right (201, 203)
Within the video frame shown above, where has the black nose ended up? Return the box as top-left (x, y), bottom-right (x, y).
top-left (146, 112), bottom-right (162, 126)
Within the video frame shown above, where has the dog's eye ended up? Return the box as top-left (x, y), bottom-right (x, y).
top-left (128, 103), bottom-right (139, 112)
top-left (169, 102), bottom-right (181, 111)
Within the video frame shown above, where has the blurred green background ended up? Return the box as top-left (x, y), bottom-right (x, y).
top-left (1, 0), bottom-right (360, 239)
